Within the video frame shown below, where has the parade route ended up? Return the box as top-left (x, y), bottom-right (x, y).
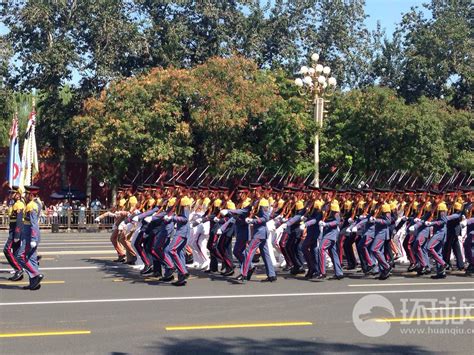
top-left (1, 233), bottom-right (473, 354)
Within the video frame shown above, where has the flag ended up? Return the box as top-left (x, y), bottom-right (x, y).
top-left (19, 108), bottom-right (39, 191)
top-left (6, 113), bottom-right (22, 188)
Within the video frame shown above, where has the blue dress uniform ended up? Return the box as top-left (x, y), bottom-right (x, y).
top-left (165, 196), bottom-right (192, 286)
top-left (284, 201), bottom-right (306, 275)
top-left (235, 198), bottom-right (276, 283)
top-left (424, 202), bottom-right (449, 278)
top-left (18, 186), bottom-right (44, 290)
top-left (443, 201), bottom-right (464, 270)
top-left (227, 197), bottom-right (252, 267)
top-left (413, 207), bottom-right (433, 275)
top-left (4, 188), bottom-right (25, 281)
top-left (134, 206), bottom-right (160, 275)
top-left (465, 214), bottom-right (474, 275)
top-left (369, 203), bottom-right (392, 279)
top-left (317, 200), bottom-right (343, 279)
top-left (301, 200), bottom-right (323, 278)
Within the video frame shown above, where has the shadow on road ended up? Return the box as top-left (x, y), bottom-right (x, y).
top-left (112, 337), bottom-right (431, 354)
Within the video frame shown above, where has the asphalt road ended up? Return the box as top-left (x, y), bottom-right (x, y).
top-left (1, 232), bottom-right (473, 354)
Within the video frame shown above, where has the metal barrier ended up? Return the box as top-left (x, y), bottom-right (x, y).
top-left (0, 209), bottom-right (115, 232)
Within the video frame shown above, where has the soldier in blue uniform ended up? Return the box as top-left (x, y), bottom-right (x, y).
top-left (165, 189), bottom-right (192, 286)
top-left (4, 186), bottom-right (25, 281)
top-left (300, 192), bottom-right (323, 279)
top-left (316, 199), bottom-right (343, 279)
top-left (234, 196), bottom-right (276, 283)
top-left (370, 201), bottom-right (393, 280)
top-left (18, 185), bottom-right (44, 290)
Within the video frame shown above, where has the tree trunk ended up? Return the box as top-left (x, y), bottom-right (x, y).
top-left (58, 135), bottom-right (68, 189)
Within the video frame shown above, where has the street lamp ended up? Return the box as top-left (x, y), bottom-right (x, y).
top-left (295, 53), bottom-right (336, 187)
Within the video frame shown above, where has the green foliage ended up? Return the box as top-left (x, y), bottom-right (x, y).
top-left (325, 87), bottom-right (473, 176)
top-left (374, 0), bottom-right (472, 109)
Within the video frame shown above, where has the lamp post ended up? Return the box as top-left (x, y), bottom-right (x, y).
top-left (294, 53), bottom-right (336, 187)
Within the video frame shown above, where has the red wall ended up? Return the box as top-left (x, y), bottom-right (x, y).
top-left (0, 148), bottom-right (108, 205)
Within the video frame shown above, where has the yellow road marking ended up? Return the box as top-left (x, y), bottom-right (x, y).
top-left (0, 281), bottom-right (64, 286)
top-left (375, 315), bottom-right (474, 323)
top-left (0, 330), bottom-right (91, 338)
top-left (113, 279), bottom-right (124, 282)
top-left (165, 321), bottom-right (313, 331)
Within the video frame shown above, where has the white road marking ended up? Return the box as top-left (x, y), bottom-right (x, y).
top-left (36, 251), bottom-right (116, 255)
top-left (40, 242), bottom-right (110, 245)
top-left (348, 281), bottom-right (474, 287)
top-left (1, 288), bottom-right (473, 307)
top-left (0, 266), bottom-right (125, 271)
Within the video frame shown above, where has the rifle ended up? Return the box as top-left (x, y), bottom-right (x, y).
top-left (268, 165), bottom-right (283, 184)
top-left (256, 167), bottom-right (267, 182)
top-left (191, 165), bottom-right (210, 186)
top-left (185, 168), bottom-right (198, 182)
top-left (277, 171), bottom-right (288, 185)
top-left (166, 169), bottom-right (182, 183)
top-left (327, 168), bottom-right (340, 186)
top-left (302, 172), bottom-right (312, 186)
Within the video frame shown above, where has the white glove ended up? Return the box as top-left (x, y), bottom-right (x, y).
top-left (30, 241), bottom-right (37, 248)
top-left (281, 217), bottom-right (288, 223)
top-left (213, 216), bottom-right (220, 223)
top-left (280, 223), bottom-right (287, 230)
top-left (164, 215), bottom-right (172, 222)
top-left (409, 225), bottom-right (415, 232)
top-left (369, 216), bottom-right (375, 223)
top-left (351, 226), bottom-right (358, 233)
top-left (299, 223), bottom-right (306, 231)
top-left (245, 217), bottom-right (254, 224)
top-left (144, 216), bottom-right (152, 223)
top-left (132, 216), bottom-right (139, 222)
top-left (216, 228), bottom-right (223, 235)
top-left (319, 221), bottom-right (326, 227)
top-left (348, 218), bottom-right (354, 224)
top-left (220, 209), bottom-right (229, 216)
top-left (195, 218), bottom-right (202, 224)
top-left (460, 220), bottom-right (467, 228)
top-left (94, 217), bottom-right (100, 222)
top-left (424, 221), bottom-right (432, 227)
top-left (360, 215), bottom-right (366, 219)
top-left (300, 216), bottom-right (307, 222)
top-left (414, 218), bottom-right (421, 223)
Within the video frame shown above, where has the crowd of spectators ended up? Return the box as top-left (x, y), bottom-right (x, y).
top-left (0, 198), bottom-right (106, 227)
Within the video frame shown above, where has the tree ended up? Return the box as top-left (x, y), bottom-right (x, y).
top-left (74, 56), bottom-right (314, 184)
top-left (374, 0), bottom-right (472, 109)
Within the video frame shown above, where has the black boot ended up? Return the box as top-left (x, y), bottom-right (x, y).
top-left (247, 266), bottom-right (256, 280)
top-left (261, 276), bottom-right (277, 282)
top-left (9, 270), bottom-right (24, 281)
top-left (172, 274), bottom-right (187, 286)
top-left (29, 274), bottom-right (44, 290)
top-left (140, 265), bottom-right (153, 275)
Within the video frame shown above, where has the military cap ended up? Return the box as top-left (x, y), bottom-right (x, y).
top-left (25, 185), bottom-right (40, 194)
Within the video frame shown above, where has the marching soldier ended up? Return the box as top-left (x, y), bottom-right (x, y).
top-left (18, 185), bottom-right (43, 290)
top-left (4, 186), bottom-right (25, 281)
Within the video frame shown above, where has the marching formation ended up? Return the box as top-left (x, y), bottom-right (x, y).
top-left (91, 181), bottom-right (474, 286)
